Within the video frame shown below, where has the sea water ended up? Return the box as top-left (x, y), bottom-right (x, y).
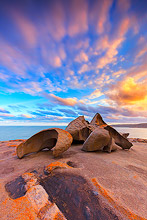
top-left (0, 126), bottom-right (66, 141)
top-left (0, 126), bottom-right (146, 141)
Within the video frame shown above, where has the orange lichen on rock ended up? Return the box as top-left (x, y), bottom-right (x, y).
top-left (22, 172), bottom-right (38, 190)
top-left (99, 124), bottom-right (107, 128)
top-left (38, 202), bottom-right (67, 220)
top-left (91, 178), bottom-right (146, 220)
top-left (133, 175), bottom-right (138, 179)
top-left (8, 144), bottom-right (18, 147)
top-left (112, 161), bottom-right (117, 164)
top-left (44, 161), bottom-right (73, 174)
top-left (12, 152), bottom-right (17, 156)
top-left (1, 196), bottom-right (37, 220)
top-left (53, 211), bottom-right (67, 220)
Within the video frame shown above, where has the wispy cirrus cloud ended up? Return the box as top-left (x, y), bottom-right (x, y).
top-left (67, 0), bottom-right (88, 37)
top-left (90, 0), bottom-right (113, 34)
top-left (0, 0), bottom-right (147, 125)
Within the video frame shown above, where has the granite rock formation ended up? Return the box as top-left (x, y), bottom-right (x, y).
top-left (65, 116), bottom-right (91, 142)
top-left (16, 128), bottom-right (73, 158)
top-left (104, 126), bottom-right (132, 149)
top-left (82, 128), bottom-right (111, 152)
top-left (66, 113), bottom-right (133, 152)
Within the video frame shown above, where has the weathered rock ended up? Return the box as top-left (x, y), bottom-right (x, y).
top-left (90, 113), bottom-right (133, 150)
top-left (39, 203), bottom-right (67, 220)
top-left (121, 133), bottom-right (129, 138)
top-left (44, 161), bottom-right (73, 175)
top-left (104, 125), bottom-right (133, 149)
top-left (5, 176), bottom-right (26, 199)
top-left (25, 185), bottom-right (49, 213)
top-left (22, 172), bottom-right (38, 190)
top-left (16, 128), bottom-right (73, 158)
top-left (103, 138), bottom-right (119, 153)
top-left (82, 127), bottom-right (111, 152)
top-left (65, 116), bottom-right (91, 142)
top-left (90, 113), bottom-right (107, 126)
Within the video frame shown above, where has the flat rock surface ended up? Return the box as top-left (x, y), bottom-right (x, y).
top-left (0, 139), bottom-right (147, 219)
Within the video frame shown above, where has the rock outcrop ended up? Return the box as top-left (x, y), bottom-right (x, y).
top-left (121, 133), bottom-right (130, 138)
top-left (82, 128), bottom-right (111, 152)
top-left (90, 113), bottom-right (107, 127)
top-left (103, 137), bottom-right (119, 152)
top-left (65, 116), bottom-right (91, 142)
top-left (90, 113), bottom-right (132, 149)
top-left (16, 128), bottom-right (73, 158)
top-left (104, 125), bottom-right (132, 149)
top-left (66, 113), bottom-right (133, 151)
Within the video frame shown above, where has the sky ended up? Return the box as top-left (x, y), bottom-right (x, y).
top-left (0, 0), bottom-right (147, 126)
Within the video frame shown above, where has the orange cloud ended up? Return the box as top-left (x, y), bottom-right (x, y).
top-left (52, 56), bottom-right (62, 67)
top-left (0, 113), bottom-right (14, 117)
top-left (107, 77), bottom-right (147, 111)
top-left (50, 94), bottom-right (77, 106)
top-left (112, 69), bottom-right (126, 78)
top-left (96, 16), bottom-right (132, 69)
top-left (135, 47), bottom-right (147, 60)
top-left (88, 89), bottom-right (103, 99)
top-left (78, 64), bottom-right (89, 74)
top-left (96, 38), bottom-right (122, 68)
top-left (117, 17), bottom-right (130, 38)
top-left (75, 51), bottom-right (88, 63)
top-left (21, 114), bottom-right (33, 118)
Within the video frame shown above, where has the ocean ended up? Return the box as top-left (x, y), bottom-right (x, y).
top-left (0, 126), bottom-right (146, 141)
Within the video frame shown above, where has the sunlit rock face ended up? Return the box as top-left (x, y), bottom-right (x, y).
top-left (65, 116), bottom-right (91, 142)
top-left (66, 113), bottom-right (133, 152)
top-left (82, 127), bottom-right (111, 152)
top-left (16, 128), bottom-right (73, 158)
top-left (16, 113), bottom-right (133, 160)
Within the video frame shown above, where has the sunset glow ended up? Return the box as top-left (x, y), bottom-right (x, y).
top-left (0, 0), bottom-right (147, 125)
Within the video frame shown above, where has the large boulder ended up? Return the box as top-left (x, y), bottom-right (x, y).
top-left (16, 128), bottom-right (73, 158)
top-left (104, 126), bottom-right (132, 149)
top-left (82, 127), bottom-right (111, 152)
top-left (90, 113), bottom-right (133, 150)
top-left (65, 116), bottom-right (91, 142)
top-left (66, 113), bottom-right (133, 150)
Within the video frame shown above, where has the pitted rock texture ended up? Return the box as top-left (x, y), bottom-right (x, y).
top-left (65, 116), bottom-right (91, 142)
top-left (16, 128), bottom-right (73, 158)
top-left (66, 113), bottom-right (133, 151)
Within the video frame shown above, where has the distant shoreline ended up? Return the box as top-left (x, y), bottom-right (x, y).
top-left (112, 123), bottom-right (147, 128)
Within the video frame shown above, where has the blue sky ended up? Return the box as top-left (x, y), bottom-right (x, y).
top-left (0, 0), bottom-right (147, 125)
